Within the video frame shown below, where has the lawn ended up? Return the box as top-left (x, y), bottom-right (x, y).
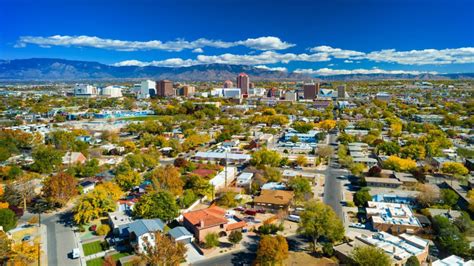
top-left (119, 115), bottom-right (160, 121)
top-left (86, 252), bottom-right (133, 266)
top-left (82, 241), bottom-right (105, 256)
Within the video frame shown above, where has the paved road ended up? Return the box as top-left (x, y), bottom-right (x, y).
top-left (43, 211), bottom-right (80, 266)
top-left (193, 235), bottom-right (306, 266)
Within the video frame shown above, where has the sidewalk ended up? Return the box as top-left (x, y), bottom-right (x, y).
top-left (40, 224), bottom-right (48, 266)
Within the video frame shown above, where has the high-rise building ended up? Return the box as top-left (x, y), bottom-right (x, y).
top-left (139, 80), bottom-right (156, 99)
top-left (337, 85), bottom-right (346, 99)
top-left (156, 80), bottom-right (174, 97)
top-left (236, 73), bottom-right (249, 95)
top-left (101, 85), bottom-right (123, 98)
top-left (303, 83), bottom-right (320, 99)
top-left (182, 85), bottom-right (195, 97)
top-left (223, 80), bottom-right (233, 88)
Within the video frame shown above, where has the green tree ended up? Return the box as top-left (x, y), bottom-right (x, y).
top-left (350, 246), bottom-right (391, 266)
top-left (216, 191), bottom-right (238, 208)
top-left (298, 200), bottom-right (344, 250)
top-left (405, 255), bottom-right (421, 266)
top-left (353, 188), bottom-right (372, 207)
top-left (263, 167), bottom-right (282, 182)
top-left (441, 189), bottom-right (459, 207)
top-left (31, 145), bottom-right (64, 174)
top-left (375, 141), bottom-right (400, 156)
top-left (133, 191), bottom-right (179, 222)
top-left (96, 224), bottom-right (111, 236)
top-left (432, 215), bottom-right (470, 257)
top-left (292, 121), bottom-right (314, 133)
top-left (288, 176), bottom-right (312, 202)
top-left (350, 163), bottom-right (365, 177)
top-left (0, 208), bottom-right (17, 231)
top-left (251, 148), bottom-right (282, 168)
top-left (228, 230), bottom-right (243, 247)
top-left (204, 232), bottom-right (219, 248)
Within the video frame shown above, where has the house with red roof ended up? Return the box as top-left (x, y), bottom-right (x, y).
top-left (182, 205), bottom-right (246, 242)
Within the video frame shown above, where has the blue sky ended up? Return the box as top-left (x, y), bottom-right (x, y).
top-left (1, 0), bottom-right (474, 75)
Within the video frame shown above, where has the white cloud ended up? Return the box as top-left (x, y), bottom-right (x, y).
top-left (16, 35), bottom-right (294, 51)
top-left (344, 60), bottom-right (353, 63)
top-left (255, 65), bottom-right (288, 72)
top-left (309, 45), bottom-right (365, 58)
top-left (113, 58), bottom-right (197, 67)
top-left (192, 48), bottom-right (204, 53)
top-left (293, 68), bottom-right (438, 76)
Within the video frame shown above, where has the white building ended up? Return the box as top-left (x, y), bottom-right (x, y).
top-left (74, 84), bottom-right (98, 97)
top-left (211, 88), bottom-right (241, 99)
top-left (139, 80), bottom-right (156, 99)
top-left (236, 172), bottom-right (254, 187)
top-left (249, 88), bottom-right (266, 97)
top-left (210, 166), bottom-right (237, 190)
top-left (101, 85), bottom-right (123, 98)
top-left (284, 91), bottom-right (297, 101)
top-left (432, 255), bottom-right (473, 266)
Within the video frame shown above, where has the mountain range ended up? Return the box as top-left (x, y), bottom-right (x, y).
top-left (0, 58), bottom-right (473, 81)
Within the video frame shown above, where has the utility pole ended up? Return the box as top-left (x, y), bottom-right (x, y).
top-left (225, 149), bottom-right (228, 188)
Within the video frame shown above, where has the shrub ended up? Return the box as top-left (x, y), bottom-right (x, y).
top-left (205, 233), bottom-right (219, 248)
top-left (96, 224), bottom-right (111, 236)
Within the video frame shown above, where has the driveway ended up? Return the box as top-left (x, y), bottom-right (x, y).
top-left (185, 243), bottom-right (204, 264)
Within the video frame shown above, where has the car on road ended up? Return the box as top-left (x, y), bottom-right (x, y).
top-left (350, 223), bottom-right (366, 229)
top-left (22, 235), bottom-right (32, 241)
top-left (287, 215), bottom-right (301, 222)
top-left (244, 210), bottom-right (257, 216)
top-left (71, 248), bottom-right (80, 259)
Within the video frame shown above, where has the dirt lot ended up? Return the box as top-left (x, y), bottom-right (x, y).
top-left (284, 252), bottom-right (337, 266)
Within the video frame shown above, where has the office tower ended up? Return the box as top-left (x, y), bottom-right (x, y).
top-left (338, 85), bottom-right (346, 99)
top-left (236, 73), bottom-right (249, 95)
top-left (182, 85), bottom-right (195, 97)
top-left (139, 80), bottom-right (156, 99)
top-left (156, 80), bottom-right (174, 97)
top-left (303, 83), bottom-right (320, 99)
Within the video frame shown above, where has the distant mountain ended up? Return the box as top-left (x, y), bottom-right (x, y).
top-left (0, 58), bottom-right (307, 81)
top-left (0, 58), bottom-right (473, 81)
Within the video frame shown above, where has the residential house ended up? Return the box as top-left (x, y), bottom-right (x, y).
top-left (62, 151), bottom-right (87, 166)
top-left (254, 190), bottom-right (294, 212)
top-left (117, 219), bottom-right (165, 253)
top-left (168, 226), bottom-right (194, 244)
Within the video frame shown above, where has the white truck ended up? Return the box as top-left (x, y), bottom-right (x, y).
top-left (71, 248), bottom-right (80, 259)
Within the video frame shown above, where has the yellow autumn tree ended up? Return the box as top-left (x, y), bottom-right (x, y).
top-left (11, 242), bottom-right (40, 264)
top-left (389, 123), bottom-right (402, 137)
top-left (383, 156), bottom-right (417, 172)
top-left (316, 120), bottom-right (337, 132)
top-left (441, 162), bottom-right (469, 177)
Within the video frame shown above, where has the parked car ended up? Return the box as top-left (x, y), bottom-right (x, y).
top-left (71, 248), bottom-right (80, 259)
top-left (234, 206), bottom-right (245, 212)
top-left (22, 235), bottom-right (32, 241)
top-left (350, 223), bottom-right (365, 229)
top-left (256, 209), bottom-right (265, 214)
top-left (244, 210), bottom-right (257, 216)
top-left (287, 215), bottom-right (301, 222)
top-left (90, 225), bottom-right (97, 231)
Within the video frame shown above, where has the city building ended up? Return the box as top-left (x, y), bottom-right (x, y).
top-left (74, 84), bottom-right (98, 97)
top-left (366, 201), bottom-right (422, 235)
top-left (176, 85), bottom-right (195, 97)
top-left (432, 255), bottom-right (473, 266)
top-left (236, 172), bottom-right (254, 187)
top-left (337, 85), bottom-right (346, 99)
top-left (139, 80), bottom-right (156, 99)
top-left (210, 88), bottom-right (241, 99)
top-left (303, 83), bottom-right (320, 99)
top-left (156, 80), bottom-right (174, 97)
top-left (284, 91), bottom-right (298, 101)
top-left (236, 73), bottom-right (250, 95)
top-left (101, 85), bottom-right (123, 98)
top-left (375, 92), bottom-right (391, 102)
top-left (223, 80), bottom-right (233, 88)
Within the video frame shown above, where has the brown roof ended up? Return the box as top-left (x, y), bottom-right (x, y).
top-left (226, 221), bottom-right (247, 231)
top-left (192, 169), bottom-right (216, 177)
top-left (183, 205), bottom-right (227, 229)
top-left (254, 190), bottom-right (294, 205)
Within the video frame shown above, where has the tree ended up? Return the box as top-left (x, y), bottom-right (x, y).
top-left (295, 155), bottom-right (307, 166)
top-left (350, 163), bottom-right (365, 177)
top-left (288, 176), bottom-right (312, 202)
top-left (96, 224), bottom-right (111, 236)
top-left (73, 188), bottom-right (116, 224)
top-left (133, 191), bottom-right (179, 222)
top-left (416, 184), bottom-right (439, 208)
top-left (31, 145), bottom-right (64, 174)
top-left (406, 256), bottom-right (421, 266)
top-left (375, 141), bottom-right (400, 156)
top-left (256, 235), bottom-right (288, 265)
top-left (383, 156), bottom-right (417, 172)
top-left (228, 230), bottom-right (243, 247)
top-left (251, 148), bottom-right (282, 168)
top-left (441, 162), bottom-right (469, 177)
top-left (0, 230), bottom-right (12, 264)
top-left (263, 167), bottom-right (282, 182)
top-left (298, 200), bottom-right (344, 250)
top-left (336, 120), bottom-right (349, 132)
top-left (204, 232), bottom-right (219, 248)
top-left (400, 144), bottom-right (426, 160)
top-left (139, 231), bottom-right (187, 265)
top-left (316, 120), bottom-right (337, 132)
top-left (11, 242), bottom-right (40, 265)
top-left (103, 255), bottom-right (116, 266)
top-left (95, 181), bottom-right (123, 201)
top-left (3, 174), bottom-right (36, 210)
top-left (292, 121), bottom-right (314, 133)
top-left (441, 189), bottom-right (459, 207)
top-left (115, 169), bottom-right (142, 190)
top-left (150, 165), bottom-right (184, 196)
top-left (217, 191), bottom-right (238, 208)
top-left (0, 208), bottom-right (17, 231)
top-left (317, 145), bottom-right (334, 161)
top-left (432, 215), bottom-right (470, 257)
top-left (173, 157), bottom-right (188, 168)
top-left (367, 166), bottom-right (382, 177)
top-left (42, 172), bottom-right (78, 206)
top-left (468, 190), bottom-right (474, 213)
top-left (389, 122), bottom-right (402, 137)
top-left (353, 188), bottom-right (372, 207)
top-left (178, 189), bottom-right (197, 208)
top-left (350, 246), bottom-right (391, 266)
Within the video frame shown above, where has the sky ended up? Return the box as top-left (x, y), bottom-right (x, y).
top-left (1, 0), bottom-right (474, 75)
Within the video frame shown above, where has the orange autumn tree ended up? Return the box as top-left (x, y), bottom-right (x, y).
top-left (42, 172), bottom-right (78, 206)
top-left (256, 235), bottom-right (289, 265)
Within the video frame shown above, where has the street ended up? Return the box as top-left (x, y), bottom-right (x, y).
top-left (43, 211), bottom-right (80, 266)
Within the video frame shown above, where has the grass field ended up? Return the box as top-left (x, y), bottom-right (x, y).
top-left (86, 252), bottom-right (133, 266)
top-left (82, 241), bottom-right (105, 256)
top-left (119, 115), bottom-right (160, 121)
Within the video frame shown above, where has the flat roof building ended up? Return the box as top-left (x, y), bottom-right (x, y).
top-left (366, 201), bottom-right (422, 235)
